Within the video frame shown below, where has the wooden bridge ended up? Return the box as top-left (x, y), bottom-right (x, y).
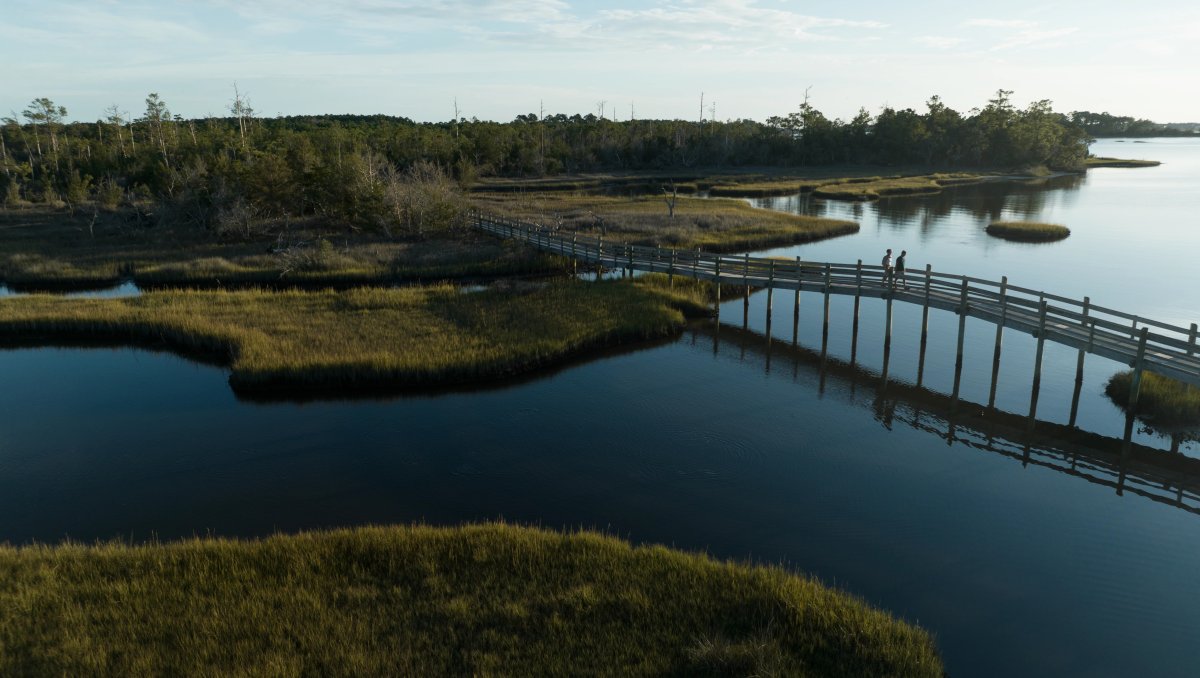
top-left (472, 212), bottom-right (1200, 407)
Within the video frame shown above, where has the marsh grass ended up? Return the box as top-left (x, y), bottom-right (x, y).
top-left (1085, 157), bottom-right (1161, 168)
top-left (0, 523), bottom-right (942, 677)
top-left (985, 221), bottom-right (1071, 242)
top-left (0, 281), bottom-right (698, 393)
top-left (472, 193), bottom-right (857, 251)
top-left (1106, 371), bottom-right (1200, 428)
top-left (0, 207), bottom-right (562, 290)
top-left (810, 174), bottom-right (985, 201)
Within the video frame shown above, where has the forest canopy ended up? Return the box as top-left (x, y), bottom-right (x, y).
top-left (1, 90), bottom-right (1098, 230)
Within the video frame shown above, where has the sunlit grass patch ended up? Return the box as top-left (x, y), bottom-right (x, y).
top-left (0, 281), bottom-right (694, 393)
top-left (985, 220), bottom-right (1070, 242)
top-left (1106, 371), bottom-right (1200, 428)
top-left (472, 192), bottom-right (857, 251)
top-left (0, 523), bottom-right (944, 677)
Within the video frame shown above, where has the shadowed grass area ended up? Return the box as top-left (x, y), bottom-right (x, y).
top-left (0, 280), bottom-right (708, 394)
top-left (0, 523), bottom-right (944, 677)
top-left (472, 193), bottom-right (858, 251)
top-left (985, 220), bottom-right (1071, 242)
top-left (1106, 371), bottom-right (1200, 428)
top-left (1085, 157), bottom-right (1161, 168)
top-left (0, 207), bottom-right (563, 290)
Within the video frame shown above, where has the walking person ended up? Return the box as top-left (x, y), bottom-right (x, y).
top-left (894, 249), bottom-right (908, 290)
top-left (881, 248), bottom-right (894, 288)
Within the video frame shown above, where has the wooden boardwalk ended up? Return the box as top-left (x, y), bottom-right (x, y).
top-left (472, 213), bottom-right (1200, 398)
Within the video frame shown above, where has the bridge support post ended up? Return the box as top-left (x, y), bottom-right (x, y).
top-left (920, 264), bottom-right (932, 347)
top-left (1128, 327), bottom-right (1150, 410)
top-left (1070, 296), bottom-right (1090, 426)
top-left (668, 249), bottom-right (675, 288)
top-left (596, 236), bottom-right (604, 281)
top-left (743, 285), bottom-right (750, 328)
top-left (952, 278), bottom-right (969, 401)
top-left (852, 260), bottom-right (862, 365)
top-left (1187, 323), bottom-right (1197, 394)
top-left (882, 293), bottom-right (894, 384)
top-left (712, 254), bottom-right (721, 318)
top-left (1028, 299), bottom-right (1049, 427)
top-left (793, 257), bottom-right (802, 346)
top-left (766, 261), bottom-right (775, 326)
top-left (988, 276), bottom-right (1008, 410)
top-left (822, 264), bottom-right (832, 346)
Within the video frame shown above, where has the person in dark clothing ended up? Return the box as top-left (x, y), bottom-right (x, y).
top-left (894, 250), bottom-right (908, 290)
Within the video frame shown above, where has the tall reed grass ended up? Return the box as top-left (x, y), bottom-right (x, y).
top-left (0, 523), bottom-right (943, 676)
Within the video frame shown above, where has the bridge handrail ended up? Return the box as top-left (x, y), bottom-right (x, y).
top-left (472, 211), bottom-right (1200, 360)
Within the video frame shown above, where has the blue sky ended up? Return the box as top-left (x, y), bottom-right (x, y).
top-left (4, 0), bottom-right (1197, 124)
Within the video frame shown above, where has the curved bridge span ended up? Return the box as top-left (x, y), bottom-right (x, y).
top-left (473, 212), bottom-right (1200, 400)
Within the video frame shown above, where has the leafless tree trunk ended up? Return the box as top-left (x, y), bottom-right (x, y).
top-left (663, 181), bottom-right (678, 218)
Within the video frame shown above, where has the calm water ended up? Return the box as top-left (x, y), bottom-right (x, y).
top-left (2, 139), bottom-right (1199, 677)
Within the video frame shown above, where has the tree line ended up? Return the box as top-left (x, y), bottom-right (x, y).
top-left (1, 90), bottom-right (1093, 232)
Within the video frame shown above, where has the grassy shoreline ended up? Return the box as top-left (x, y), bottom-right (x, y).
top-left (0, 280), bottom-right (709, 395)
top-left (0, 523), bottom-right (943, 676)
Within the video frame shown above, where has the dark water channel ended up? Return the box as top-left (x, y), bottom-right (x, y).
top-left (2, 139), bottom-right (1199, 677)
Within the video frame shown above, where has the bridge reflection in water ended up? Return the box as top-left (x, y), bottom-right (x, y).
top-left (697, 320), bottom-right (1200, 517)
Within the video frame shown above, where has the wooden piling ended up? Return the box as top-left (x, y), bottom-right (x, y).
top-left (822, 263), bottom-right (831, 343)
top-left (1129, 327), bottom-right (1150, 410)
top-left (713, 254), bottom-right (721, 317)
top-left (1074, 296), bottom-right (1090, 385)
top-left (1028, 299), bottom-right (1049, 426)
top-left (793, 256), bottom-right (802, 345)
top-left (853, 260), bottom-right (862, 359)
top-left (766, 261), bottom-right (775, 325)
top-left (920, 264), bottom-right (932, 348)
top-left (596, 236), bottom-right (604, 281)
top-left (954, 278), bottom-right (969, 374)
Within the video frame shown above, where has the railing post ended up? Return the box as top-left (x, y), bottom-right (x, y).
top-left (955, 278), bottom-right (969, 374)
top-left (627, 242), bottom-right (634, 277)
top-left (1189, 323), bottom-right (1198, 357)
top-left (1129, 327), bottom-right (1150, 410)
top-left (669, 249), bottom-right (676, 288)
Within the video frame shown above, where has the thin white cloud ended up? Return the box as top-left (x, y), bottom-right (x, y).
top-left (964, 19), bottom-right (1037, 29)
top-left (915, 36), bottom-right (967, 50)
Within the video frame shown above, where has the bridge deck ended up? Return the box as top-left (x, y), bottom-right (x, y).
top-left (473, 214), bottom-right (1200, 388)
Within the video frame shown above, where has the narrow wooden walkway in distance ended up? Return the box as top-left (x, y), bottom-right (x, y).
top-left (472, 212), bottom-right (1200, 391)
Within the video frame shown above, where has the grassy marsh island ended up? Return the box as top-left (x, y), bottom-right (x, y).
top-left (0, 524), bottom-right (943, 677)
top-left (1085, 157), bottom-right (1162, 168)
top-left (471, 192), bottom-right (858, 251)
top-left (0, 280), bottom-right (709, 395)
top-left (985, 220), bottom-right (1071, 242)
top-left (1106, 371), bottom-right (1200, 428)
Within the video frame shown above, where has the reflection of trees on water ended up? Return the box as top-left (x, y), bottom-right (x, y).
top-left (756, 174), bottom-right (1088, 238)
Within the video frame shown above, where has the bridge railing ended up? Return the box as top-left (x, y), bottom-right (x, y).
top-left (471, 211), bottom-right (1200, 384)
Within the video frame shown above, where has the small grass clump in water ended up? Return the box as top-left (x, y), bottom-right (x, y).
top-left (0, 281), bottom-right (696, 393)
top-left (985, 220), bottom-right (1071, 242)
top-left (1106, 371), bottom-right (1200, 428)
top-left (0, 523), bottom-right (943, 676)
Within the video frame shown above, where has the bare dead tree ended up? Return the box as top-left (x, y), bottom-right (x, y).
top-left (663, 180), bottom-right (678, 218)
